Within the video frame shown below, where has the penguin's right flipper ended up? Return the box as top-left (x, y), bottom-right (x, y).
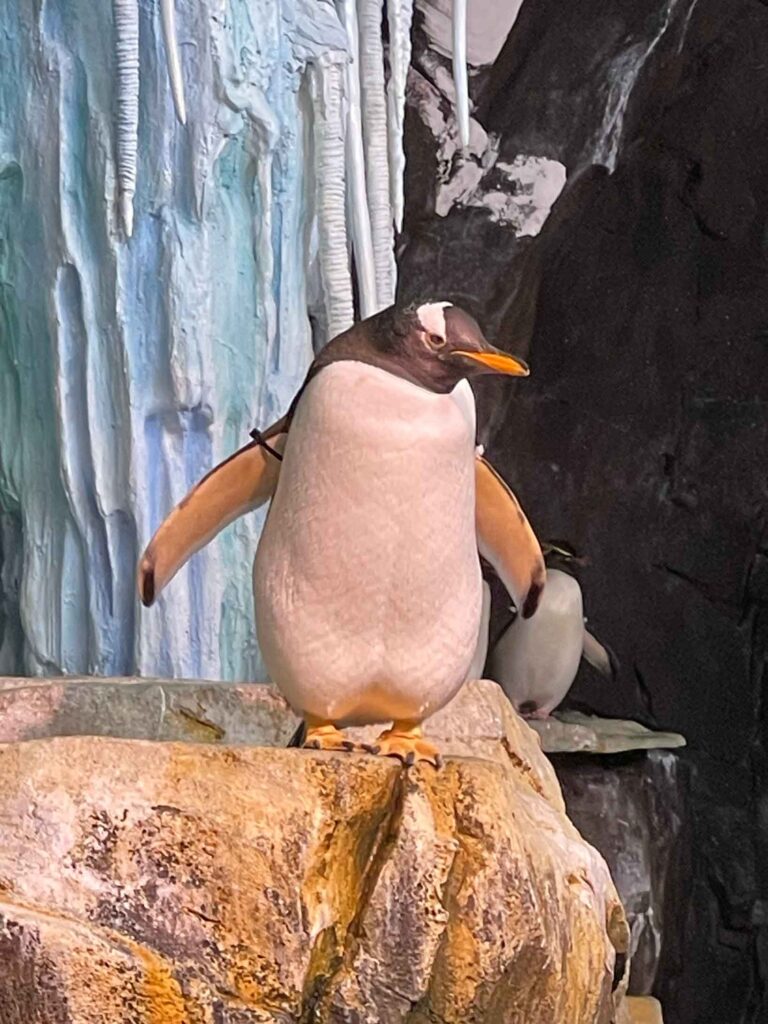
top-left (137, 421), bottom-right (288, 607)
top-left (475, 456), bottom-right (546, 619)
top-left (582, 630), bottom-right (619, 679)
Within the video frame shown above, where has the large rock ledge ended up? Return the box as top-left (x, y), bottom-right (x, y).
top-left (0, 715), bottom-right (628, 1023)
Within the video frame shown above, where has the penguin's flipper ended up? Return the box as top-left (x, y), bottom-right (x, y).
top-left (475, 456), bottom-right (546, 619)
top-left (138, 425), bottom-right (287, 606)
top-left (582, 630), bottom-right (619, 679)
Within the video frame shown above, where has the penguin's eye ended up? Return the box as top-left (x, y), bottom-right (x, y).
top-left (427, 332), bottom-right (446, 350)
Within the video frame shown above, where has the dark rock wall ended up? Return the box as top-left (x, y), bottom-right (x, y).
top-left (553, 751), bottom-right (690, 1000)
top-left (399, 2), bottom-right (767, 1021)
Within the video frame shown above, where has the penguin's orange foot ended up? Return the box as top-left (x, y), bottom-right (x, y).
top-left (367, 722), bottom-right (442, 768)
top-left (302, 721), bottom-right (359, 753)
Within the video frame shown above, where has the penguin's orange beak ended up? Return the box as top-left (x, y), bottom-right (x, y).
top-left (452, 346), bottom-right (530, 376)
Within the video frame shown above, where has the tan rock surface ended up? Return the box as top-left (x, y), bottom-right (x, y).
top-left (0, 729), bottom-right (628, 1023)
top-left (624, 996), bottom-right (665, 1023)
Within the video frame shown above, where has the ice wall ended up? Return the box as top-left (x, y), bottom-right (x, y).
top-left (0, 0), bottom-right (351, 679)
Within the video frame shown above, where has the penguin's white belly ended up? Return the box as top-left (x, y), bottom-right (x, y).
top-left (489, 570), bottom-right (584, 715)
top-left (254, 361), bottom-right (482, 726)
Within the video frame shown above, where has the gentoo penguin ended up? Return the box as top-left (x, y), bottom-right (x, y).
top-left (464, 580), bottom-right (492, 683)
top-left (488, 543), bottom-right (617, 719)
top-left (137, 301), bottom-right (546, 765)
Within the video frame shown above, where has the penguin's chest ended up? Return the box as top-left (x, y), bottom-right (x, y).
top-left (254, 361), bottom-right (482, 724)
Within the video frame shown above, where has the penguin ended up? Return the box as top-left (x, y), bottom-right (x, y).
top-left (487, 542), bottom-right (617, 719)
top-left (464, 579), bottom-right (492, 684)
top-left (137, 301), bottom-right (546, 765)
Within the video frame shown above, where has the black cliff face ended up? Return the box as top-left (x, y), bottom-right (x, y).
top-left (398, 2), bottom-right (768, 1021)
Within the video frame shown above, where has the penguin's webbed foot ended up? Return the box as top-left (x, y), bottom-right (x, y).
top-left (368, 722), bottom-right (442, 769)
top-left (517, 701), bottom-right (550, 721)
top-left (302, 720), bottom-right (361, 753)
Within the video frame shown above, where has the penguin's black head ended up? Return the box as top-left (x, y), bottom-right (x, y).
top-left (367, 301), bottom-right (530, 393)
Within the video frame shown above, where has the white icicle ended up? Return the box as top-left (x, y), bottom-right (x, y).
top-left (160, 0), bottom-right (187, 126)
top-left (339, 0), bottom-right (377, 319)
top-left (386, 0), bottom-right (414, 233)
top-left (358, 0), bottom-right (395, 307)
top-left (311, 55), bottom-right (355, 340)
top-left (452, 0), bottom-right (470, 149)
top-left (113, 0), bottom-right (140, 237)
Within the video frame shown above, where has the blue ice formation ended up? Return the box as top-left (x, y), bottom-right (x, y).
top-left (0, 0), bottom-right (337, 680)
top-left (0, 0), bottom-right (466, 681)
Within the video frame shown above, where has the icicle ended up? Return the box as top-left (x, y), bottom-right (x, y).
top-left (339, 0), bottom-right (377, 319)
top-left (452, 0), bottom-right (470, 149)
top-left (386, 0), bottom-right (414, 233)
top-left (160, 0), bottom-right (187, 126)
top-left (311, 55), bottom-right (355, 340)
top-left (358, 0), bottom-right (395, 307)
top-left (113, 0), bottom-right (140, 236)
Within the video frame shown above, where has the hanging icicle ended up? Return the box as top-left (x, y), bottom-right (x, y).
top-left (113, 0), bottom-right (140, 236)
top-left (311, 54), bottom-right (355, 340)
top-left (452, 0), bottom-right (470, 149)
top-left (358, 0), bottom-right (395, 308)
top-left (160, 0), bottom-right (187, 126)
top-left (339, 0), bottom-right (378, 319)
top-left (386, 0), bottom-right (414, 234)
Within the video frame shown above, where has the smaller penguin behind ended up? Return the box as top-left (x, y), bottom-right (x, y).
top-left (487, 542), bottom-right (618, 719)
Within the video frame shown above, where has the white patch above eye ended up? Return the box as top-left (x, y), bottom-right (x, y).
top-left (416, 301), bottom-right (452, 340)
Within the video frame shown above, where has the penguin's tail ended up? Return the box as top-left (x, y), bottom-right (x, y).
top-left (582, 630), bottom-right (620, 679)
top-left (286, 720), bottom-right (307, 748)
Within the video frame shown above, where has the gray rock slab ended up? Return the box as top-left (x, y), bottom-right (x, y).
top-left (529, 711), bottom-right (686, 755)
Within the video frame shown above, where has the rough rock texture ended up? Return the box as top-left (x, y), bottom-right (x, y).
top-left (0, 677), bottom-right (581, 801)
top-left (552, 752), bottom-right (688, 1000)
top-left (0, 734), bottom-right (628, 1023)
top-left (397, 3), bottom-right (768, 1019)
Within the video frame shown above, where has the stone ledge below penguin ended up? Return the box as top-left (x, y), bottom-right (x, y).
top-left (0, 703), bottom-right (629, 1023)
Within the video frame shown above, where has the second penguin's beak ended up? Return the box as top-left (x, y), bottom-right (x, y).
top-left (451, 345), bottom-right (530, 376)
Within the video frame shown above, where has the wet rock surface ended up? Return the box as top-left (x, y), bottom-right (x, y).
top-left (399, 2), bottom-right (768, 1020)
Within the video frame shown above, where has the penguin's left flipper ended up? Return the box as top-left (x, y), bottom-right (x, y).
top-left (138, 419), bottom-right (288, 607)
top-left (475, 456), bottom-right (546, 619)
top-left (582, 630), bottom-right (620, 679)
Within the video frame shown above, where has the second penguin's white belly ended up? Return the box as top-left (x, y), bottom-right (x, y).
top-left (489, 569), bottom-right (584, 715)
top-left (254, 361), bottom-right (482, 726)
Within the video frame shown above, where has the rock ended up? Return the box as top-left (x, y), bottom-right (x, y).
top-left (624, 996), bottom-right (664, 1024)
top-left (551, 750), bottom-right (688, 998)
top-left (0, 676), bottom-right (297, 747)
top-left (0, 676), bottom-right (573, 812)
top-left (0, 731), bottom-right (628, 1022)
top-left (352, 678), bottom-right (567, 812)
top-left (528, 712), bottom-right (686, 755)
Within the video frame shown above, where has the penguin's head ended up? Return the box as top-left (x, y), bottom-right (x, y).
top-left (368, 301), bottom-right (530, 393)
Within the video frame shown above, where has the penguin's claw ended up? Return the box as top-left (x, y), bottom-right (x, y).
top-left (302, 722), bottom-right (360, 753)
top-left (371, 724), bottom-right (442, 768)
